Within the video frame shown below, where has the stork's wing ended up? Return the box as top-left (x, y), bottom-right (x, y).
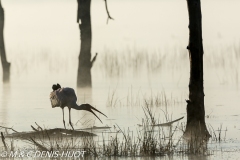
top-left (77, 104), bottom-right (107, 123)
top-left (50, 91), bottom-right (60, 107)
top-left (61, 87), bottom-right (77, 103)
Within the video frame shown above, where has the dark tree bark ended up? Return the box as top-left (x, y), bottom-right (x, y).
top-left (76, 0), bottom-right (97, 88)
top-left (184, 0), bottom-right (210, 139)
top-left (0, 2), bottom-right (10, 82)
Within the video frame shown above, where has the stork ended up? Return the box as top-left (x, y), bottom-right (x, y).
top-left (50, 84), bottom-right (107, 130)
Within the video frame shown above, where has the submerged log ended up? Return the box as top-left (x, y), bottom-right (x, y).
top-left (6, 128), bottom-right (96, 139)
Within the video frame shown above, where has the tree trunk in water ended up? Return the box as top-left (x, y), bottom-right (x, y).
top-left (77, 0), bottom-right (92, 88)
top-left (184, 0), bottom-right (210, 139)
top-left (0, 2), bottom-right (10, 82)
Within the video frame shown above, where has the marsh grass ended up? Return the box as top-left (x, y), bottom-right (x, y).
top-left (98, 47), bottom-right (187, 78)
top-left (208, 124), bottom-right (227, 143)
top-left (82, 101), bottom-right (225, 158)
top-left (106, 87), bottom-right (183, 108)
top-left (0, 94), bottom-right (228, 159)
top-left (88, 102), bottom-right (180, 157)
top-left (95, 45), bottom-right (240, 88)
top-left (7, 44), bottom-right (240, 86)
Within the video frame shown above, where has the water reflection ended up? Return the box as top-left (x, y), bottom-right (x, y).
top-left (76, 87), bottom-right (94, 128)
top-left (187, 155), bottom-right (208, 160)
top-left (0, 83), bottom-right (11, 126)
top-left (75, 87), bottom-right (107, 129)
top-left (76, 87), bottom-right (92, 104)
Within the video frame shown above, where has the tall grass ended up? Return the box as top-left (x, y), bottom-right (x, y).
top-left (98, 47), bottom-right (187, 78)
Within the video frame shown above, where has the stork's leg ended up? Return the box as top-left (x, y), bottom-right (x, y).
top-left (62, 108), bottom-right (66, 129)
top-left (68, 108), bottom-right (74, 130)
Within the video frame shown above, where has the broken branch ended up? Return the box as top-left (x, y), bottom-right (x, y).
top-left (104, 0), bottom-right (114, 24)
top-left (91, 53), bottom-right (98, 67)
top-left (0, 125), bottom-right (18, 133)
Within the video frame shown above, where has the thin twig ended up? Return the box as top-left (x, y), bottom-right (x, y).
top-left (4, 129), bottom-right (8, 135)
top-left (31, 125), bottom-right (39, 132)
top-left (35, 122), bottom-right (43, 131)
top-left (115, 124), bottom-right (127, 142)
top-left (0, 125), bottom-right (18, 133)
top-left (1, 132), bottom-right (8, 151)
top-left (104, 0), bottom-right (114, 24)
top-left (29, 137), bottom-right (49, 151)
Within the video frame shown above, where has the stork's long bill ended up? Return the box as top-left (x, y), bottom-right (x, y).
top-left (73, 103), bottom-right (107, 123)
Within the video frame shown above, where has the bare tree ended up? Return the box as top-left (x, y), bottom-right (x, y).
top-left (0, 1), bottom-right (10, 82)
top-left (184, 0), bottom-right (210, 139)
top-left (76, 0), bottom-right (113, 88)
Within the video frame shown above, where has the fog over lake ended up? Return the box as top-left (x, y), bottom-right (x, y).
top-left (0, 0), bottom-right (240, 159)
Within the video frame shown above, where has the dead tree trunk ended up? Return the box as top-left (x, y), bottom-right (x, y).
top-left (0, 2), bottom-right (10, 82)
top-left (184, 0), bottom-right (210, 139)
top-left (77, 0), bottom-right (97, 88)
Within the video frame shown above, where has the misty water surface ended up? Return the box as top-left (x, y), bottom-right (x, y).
top-left (0, 0), bottom-right (240, 159)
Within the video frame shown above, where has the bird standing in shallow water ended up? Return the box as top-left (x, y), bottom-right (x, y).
top-left (50, 84), bottom-right (107, 130)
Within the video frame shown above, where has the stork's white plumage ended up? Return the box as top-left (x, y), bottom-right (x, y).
top-left (50, 87), bottom-right (107, 130)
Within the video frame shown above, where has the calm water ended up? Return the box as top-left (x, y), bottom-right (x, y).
top-left (0, 0), bottom-right (240, 159)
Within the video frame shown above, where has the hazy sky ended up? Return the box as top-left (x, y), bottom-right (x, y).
top-left (2, 0), bottom-right (240, 57)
